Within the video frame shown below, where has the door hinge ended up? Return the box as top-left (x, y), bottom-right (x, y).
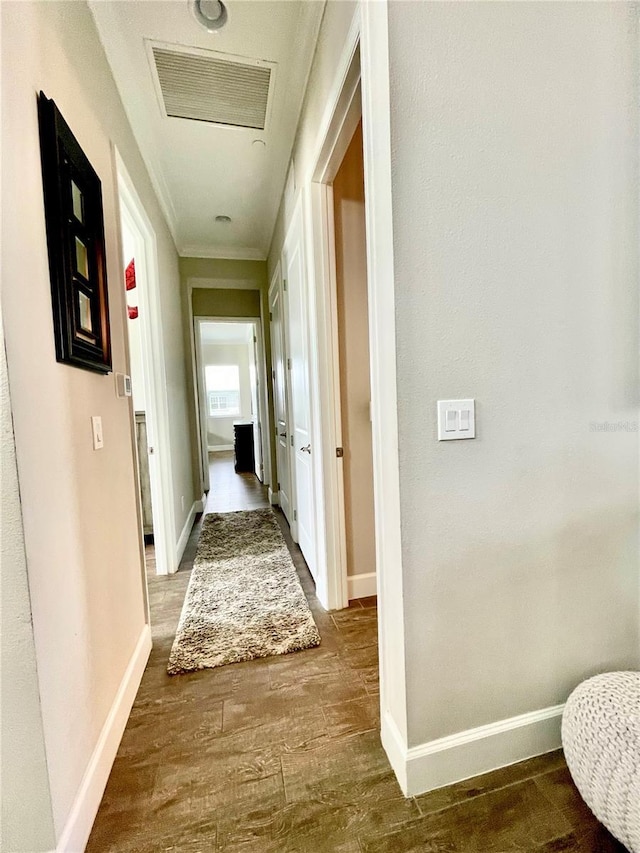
top-left (277, 482), bottom-right (280, 491)
top-left (290, 435), bottom-right (294, 447)
top-left (269, 311), bottom-right (273, 321)
top-left (283, 279), bottom-right (288, 291)
top-left (253, 335), bottom-right (257, 343)
top-left (272, 368), bottom-right (276, 381)
top-left (293, 509), bottom-right (297, 521)
top-left (336, 447), bottom-right (344, 458)
top-left (287, 358), bottom-right (292, 370)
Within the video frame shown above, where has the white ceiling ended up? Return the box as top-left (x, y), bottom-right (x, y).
top-left (90, 1), bottom-right (324, 259)
top-left (200, 321), bottom-right (253, 344)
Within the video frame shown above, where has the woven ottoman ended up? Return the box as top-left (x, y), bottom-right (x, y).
top-left (562, 671), bottom-right (640, 852)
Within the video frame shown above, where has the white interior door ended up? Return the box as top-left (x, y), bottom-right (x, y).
top-left (269, 269), bottom-right (293, 528)
top-left (283, 200), bottom-right (316, 577)
top-left (248, 326), bottom-right (263, 480)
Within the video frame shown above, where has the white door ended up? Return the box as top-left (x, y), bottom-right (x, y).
top-left (269, 269), bottom-right (294, 528)
top-left (248, 326), bottom-right (263, 481)
top-left (283, 200), bottom-right (316, 577)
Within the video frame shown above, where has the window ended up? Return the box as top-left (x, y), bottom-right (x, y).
top-left (206, 365), bottom-right (241, 417)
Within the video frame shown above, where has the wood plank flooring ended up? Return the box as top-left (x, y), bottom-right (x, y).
top-left (86, 452), bottom-right (624, 852)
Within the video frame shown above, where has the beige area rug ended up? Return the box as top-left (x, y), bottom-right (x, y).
top-left (167, 509), bottom-right (321, 675)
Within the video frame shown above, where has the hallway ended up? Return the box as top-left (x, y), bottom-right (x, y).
top-left (85, 455), bottom-right (622, 853)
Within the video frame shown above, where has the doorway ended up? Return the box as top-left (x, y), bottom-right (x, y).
top-left (331, 120), bottom-right (377, 601)
top-left (193, 317), bottom-right (269, 511)
top-left (117, 153), bottom-right (176, 578)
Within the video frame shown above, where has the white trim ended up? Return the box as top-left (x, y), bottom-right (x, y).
top-left (308, 8), bottom-right (361, 187)
top-left (380, 711), bottom-right (409, 796)
top-left (180, 245), bottom-right (266, 261)
top-left (188, 277), bottom-right (262, 291)
top-left (194, 492), bottom-right (207, 513)
top-left (360, 0), bottom-right (409, 749)
top-left (208, 444), bottom-right (233, 452)
top-left (347, 572), bottom-right (377, 601)
top-left (55, 626), bottom-right (152, 853)
top-left (176, 501), bottom-right (197, 564)
top-left (117, 151), bottom-right (177, 576)
top-left (268, 487), bottom-right (279, 505)
top-left (382, 704), bottom-right (565, 797)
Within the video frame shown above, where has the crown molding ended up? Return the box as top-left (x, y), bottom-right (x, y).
top-left (179, 245), bottom-right (266, 261)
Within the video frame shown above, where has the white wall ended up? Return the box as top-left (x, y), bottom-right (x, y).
top-left (201, 342), bottom-right (252, 447)
top-left (1, 0), bottom-right (195, 844)
top-left (387, 1), bottom-right (640, 750)
top-left (268, 1), bottom-right (358, 266)
top-left (1, 316), bottom-right (56, 852)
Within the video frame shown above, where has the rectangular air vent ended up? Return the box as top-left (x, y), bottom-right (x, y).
top-left (151, 45), bottom-right (273, 130)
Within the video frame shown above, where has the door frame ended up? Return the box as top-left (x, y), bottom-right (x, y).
top-left (268, 261), bottom-right (297, 533)
top-left (186, 279), bottom-right (271, 500)
top-left (306, 28), bottom-right (364, 611)
top-left (304, 2), bottom-right (409, 753)
top-left (116, 150), bottom-right (177, 576)
top-left (192, 315), bottom-right (270, 496)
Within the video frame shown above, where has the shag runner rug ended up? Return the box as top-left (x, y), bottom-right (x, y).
top-left (167, 508), bottom-right (321, 675)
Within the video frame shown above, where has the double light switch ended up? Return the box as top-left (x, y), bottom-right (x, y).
top-left (437, 399), bottom-right (475, 440)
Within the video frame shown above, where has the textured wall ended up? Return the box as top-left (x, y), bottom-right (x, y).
top-left (0, 317), bottom-right (56, 852)
top-left (1, 0), bottom-right (193, 838)
top-left (387, 1), bottom-right (640, 746)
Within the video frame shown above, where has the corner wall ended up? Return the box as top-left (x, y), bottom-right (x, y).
top-left (387, 0), bottom-right (639, 786)
top-left (1, 317), bottom-right (56, 853)
top-left (1, 0), bottom-right (194, 843)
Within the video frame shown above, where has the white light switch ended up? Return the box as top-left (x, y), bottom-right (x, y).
top-left (437, 400), bottom-right (475, 441)
top-left (91, 416), bottom-right (104, 450)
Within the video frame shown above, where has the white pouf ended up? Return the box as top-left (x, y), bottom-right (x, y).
top-left (562, 671), bottom-right (640, 852)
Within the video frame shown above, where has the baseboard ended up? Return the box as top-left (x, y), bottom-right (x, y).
top-left (194, 492), bottom-right (206, 513)
top-left (347, 572), bottom-right (377, 600)
top-left (382, 703), bottom-right (564, 797)
top-left (176, 502), bottom-right (197, 564)
top-left (56, 625), bottom-right (152, 852)
top-left (268, 487), bottom-right (279, 506)
top-left (208, 444), bottom-right (233, 452)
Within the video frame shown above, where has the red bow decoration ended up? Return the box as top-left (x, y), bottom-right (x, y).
top-left (128, 305), bottom-right (139, 320)
top-left (125, 258), bottom-right (136, 291)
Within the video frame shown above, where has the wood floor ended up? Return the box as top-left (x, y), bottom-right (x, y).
top-left (86, 452), bottom-right (624, 853)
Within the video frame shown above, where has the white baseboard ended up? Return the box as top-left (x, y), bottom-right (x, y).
top-left (268, 487), bottom-right (279, 506)
top-left (382, 702), bottom-right (564, 797)
top-left (56, 625), bottom-right (152, 852)
top-left (208, 444), bottom-right (233, 452)
top-left (194, 492), bottom-right (206, 513)
top-left (347, 572), bottom-right (377, 600)
top-left (176, 501), bottom-right (197, 564)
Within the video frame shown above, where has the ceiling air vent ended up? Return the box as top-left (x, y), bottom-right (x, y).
top-left (151, 44), bottom-right (273, 130)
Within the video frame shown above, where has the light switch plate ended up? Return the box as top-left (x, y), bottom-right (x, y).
top-left (91, 415), bottom-right (104, 450)
top-left (437, 399), bottom-right (475, 440)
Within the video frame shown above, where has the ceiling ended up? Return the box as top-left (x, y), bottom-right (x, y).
top-left (90, 1), bottom-right (325, 260)
top-left (200, 321), bottom-right (253, 345)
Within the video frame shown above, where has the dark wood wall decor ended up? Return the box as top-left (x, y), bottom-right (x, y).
top-left (38, 92), bottom-right (112, 374)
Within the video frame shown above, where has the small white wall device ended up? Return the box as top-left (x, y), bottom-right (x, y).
top-left (115, 372), bottom-right (132, 398)
top-left (437, 399), bottom-right (476, 440)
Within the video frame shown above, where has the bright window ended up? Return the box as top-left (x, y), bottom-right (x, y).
top-left (205, 365), bottom-right (240, 417)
